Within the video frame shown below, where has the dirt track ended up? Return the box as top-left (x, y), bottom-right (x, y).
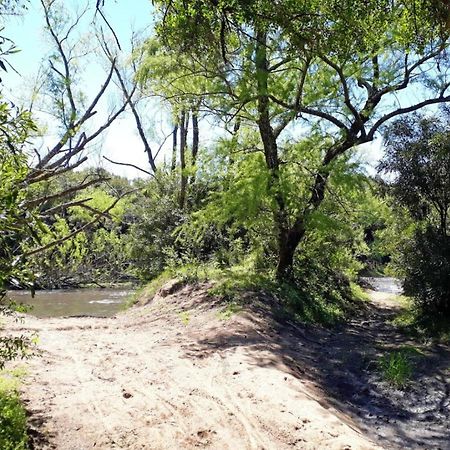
top-left (6, 282), bottom-right (382, 450)
top-left (5, 281), bottom-right (449, 449)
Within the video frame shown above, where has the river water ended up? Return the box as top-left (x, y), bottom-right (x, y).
top-left (6, 278), bottom-right (401, 318)
top-left (6, 288), bottom-right (134, 318)
top-left (359, 277), bottom-right (403, 294)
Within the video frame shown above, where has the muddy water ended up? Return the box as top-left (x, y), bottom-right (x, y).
top-left (7, 288), bottom-right (134, 318)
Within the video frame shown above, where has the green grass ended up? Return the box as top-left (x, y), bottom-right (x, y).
top-left (124, 269), bottom-right (175, 308)
top-left (216, 301), bottom-right (243, 321)
top-left (130, 260), bottom-right (366, 327)
top-left (205, 262), bottom-right (361, 327)
top-left (127, 264), bottom-right (224, 308)
top-left (391, 296), bottom-right (450, 344)
top-left (378, 346), bottom-right (424, 389)
top-left (0, 370), bottom-right (28, 450)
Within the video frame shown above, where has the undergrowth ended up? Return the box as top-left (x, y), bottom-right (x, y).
top-left (132, 259), bottom-right (366, 327)
top-left (392, 296), bottom-right (450, 344)
top-left (0, 369), bottom-right (28, 450)
top-left (182, 261), bottom-right (363, 326)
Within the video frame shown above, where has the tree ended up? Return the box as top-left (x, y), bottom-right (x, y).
top-left (19, 0), bottom-right (139, 258)
top-left (379, 112), bottom-right (450, 315)
top-left (0, 0), bottom-right (134, 365)
top-left (0, 101), bottom-right (38, 368)
top-left (136, 39), bottom-right (209, 207)
top-left (379, 112), bottom-right (450, 236)
top-left (148, 0), bottom-right (450, 280)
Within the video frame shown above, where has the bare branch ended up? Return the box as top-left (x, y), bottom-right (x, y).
top-left (27, 156), bottom-right (88, 184)
top-left (40, 197), bottom-right (92, 216)
top-left (320, 55), bottom-right (362, 127)
top-left (103, 156), bottom-right (155, 177)
top-left (25, 177), bottom-right (108, 209)
top-left (368, 94), bottom-right (450, 139)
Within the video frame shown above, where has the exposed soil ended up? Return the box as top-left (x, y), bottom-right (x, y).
top-left (4, 279), bottom-right (449, 450)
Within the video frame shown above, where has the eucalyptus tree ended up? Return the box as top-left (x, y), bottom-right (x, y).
top-left (147, 0), bottom-right (450, 280)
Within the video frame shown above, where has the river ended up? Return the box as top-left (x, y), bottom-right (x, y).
top-left (360, 277), bottom-right (403, 294)
top-left (6, 288), bottom-right (134, 318)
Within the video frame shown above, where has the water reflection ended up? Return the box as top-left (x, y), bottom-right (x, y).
top-left (7, 288), bottom-right (134, 318)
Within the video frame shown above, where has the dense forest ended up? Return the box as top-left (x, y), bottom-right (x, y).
top-left (0, 0), bottom-right (449, 449)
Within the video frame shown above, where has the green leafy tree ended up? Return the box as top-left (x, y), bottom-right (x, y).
top-left (380, 113), bottom-right (450, 236)
top-left (380, 112), bottom-right (450, 314)
top-left (0, 101), bottom-right (38, 368)
top-left (147, 0), bottom-right (450, 280)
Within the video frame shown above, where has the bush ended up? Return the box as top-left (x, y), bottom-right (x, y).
top-left (0, 375), bottom-right (28, 450)
top-left (402, 227), bottom-right (450, 316)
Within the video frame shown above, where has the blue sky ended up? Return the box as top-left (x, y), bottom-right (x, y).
top-left (5, 2), bottom-right (431, 179)
top-left (2, 0), bottom-right (165, 179)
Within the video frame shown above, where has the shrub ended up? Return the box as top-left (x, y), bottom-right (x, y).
top-left (0, 375), bottom-right (28, 450)
top-left (402, 227), bottom-right (450, 316)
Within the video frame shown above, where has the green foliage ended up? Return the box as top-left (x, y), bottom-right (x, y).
top-left (0, 372), bottom-right (28, 450)
top-left (0, 99), bottom-right (39, 368)
top-left (154, 0), bottom-right (446, 58)
top-left (380, 113), bottom-right (450, 234)
top-left (401, 227), bottom-right (450, 315)
top-left (70, 188), bottom-right (129, 224)
top-left (207, 261), bottom-right (359, 326)
top-left (130, 268), bottom-right (179, 306)
top-left (128, 174), bottom-right (187, 281)
top-left (22, 175), bottom-right (136, 288)
top-left (144, 0), bottom-right (450, 289)
top-left (393, 301), bottom-right (450, 344)
top-left (381, 113), bottom-right (450, 316)
top-left (378, 349), bottom-right (416, 389)
top-left (0, 104), bottom-right (37, 293)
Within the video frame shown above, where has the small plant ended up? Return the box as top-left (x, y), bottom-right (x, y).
top-left (217, 301), bottom-right (243, 320)
top-left (379, 350), bottom-right (413, 389)
top-left (391, 297), bottom-right (450, 344)
top-left (178, 311), bottom-right (190, 325)
top-left (0, 371), bottom-right (28, 450)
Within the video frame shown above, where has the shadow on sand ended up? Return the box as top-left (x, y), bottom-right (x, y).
top-left (181, 286), bottom-right (450, 450)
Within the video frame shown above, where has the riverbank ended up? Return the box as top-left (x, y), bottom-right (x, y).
top-left (4, 281), bottom-right (449, 449)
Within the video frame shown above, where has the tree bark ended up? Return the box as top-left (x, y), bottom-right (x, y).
top-left (171, 123), bottom-right (178, 172)
top-left (254, 28), bottom-right (361, 281)
top-left (255, 28), bottom-right (295, 280)
top-left (179, 110), bottom-right (189, 209)
top-left (190, 109), bottom-right (199, 184)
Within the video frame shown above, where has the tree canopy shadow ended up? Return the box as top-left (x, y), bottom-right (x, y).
top-left (181, 290), bottom-right (450, 450)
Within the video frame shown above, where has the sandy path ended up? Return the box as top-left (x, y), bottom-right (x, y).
top-left (6, 284), bottom-right (380, 450)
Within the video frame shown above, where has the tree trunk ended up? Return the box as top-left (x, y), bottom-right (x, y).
top-left (171, 123), bottom-right (178, 172)
top-left (190, 110), bottom-right (199, 184)
top-left (255, 27), bottom-right (295, 280)
top-left (276, 227), bottom-right (306, 280)
top-left (254, 28), bottom-right (357, 281)
top-left (179, 110), bottom-right (189, 209)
